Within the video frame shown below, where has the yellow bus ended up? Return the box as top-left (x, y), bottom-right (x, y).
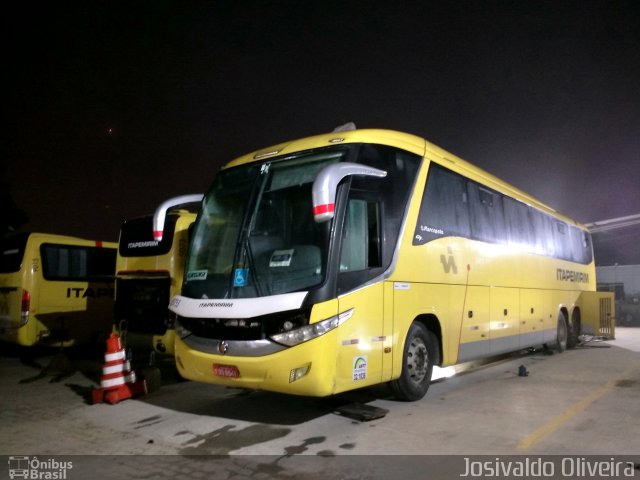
top-left (115, 195), bottom-right (201, 355)
top-left (0, 233), bottom-right (117, 347)
top-left (157, 128), bottom-right (608, 400)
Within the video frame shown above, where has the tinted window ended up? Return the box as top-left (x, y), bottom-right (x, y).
top-left (468, 183), bottom-right (506, 243)
top-left (119, 215), bottom-right (177, 257)
top-left (504, 197), bottom-right (535, 248)
top-left (414, 165), bottom-right (470, 245)
top-left (337, 145), bottom-right (421, 294)
top-left (569, 226), bottom-right (593, 264)
top-left (41, 244), bottom-right (116, 281)
top-left (414, 163), bottom-right (593, 265)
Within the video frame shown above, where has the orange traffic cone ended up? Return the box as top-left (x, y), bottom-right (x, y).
top-left (92, 333), bottom-right (148, 405)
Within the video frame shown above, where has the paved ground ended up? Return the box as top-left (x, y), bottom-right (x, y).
top-left (1, 328), bottom-right (639, 479)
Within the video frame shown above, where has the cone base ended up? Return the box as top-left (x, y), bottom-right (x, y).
top-left (91, 379), bottom-right (148, 405)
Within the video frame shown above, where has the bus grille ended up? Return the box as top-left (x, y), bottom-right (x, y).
top-left (178, 309), bottom-right (310, 341)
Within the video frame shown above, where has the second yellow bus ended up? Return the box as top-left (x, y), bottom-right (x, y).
top-left (0, 233), bottom-right (117, 347)
top-left (115, 197), bottom-right (201, 354)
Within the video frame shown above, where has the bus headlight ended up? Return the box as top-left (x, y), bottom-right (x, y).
top-left (270, 308), bottom-right (353, 347)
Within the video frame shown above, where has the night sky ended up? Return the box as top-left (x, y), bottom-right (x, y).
top-left (3, 1), bottom-right (639, 261)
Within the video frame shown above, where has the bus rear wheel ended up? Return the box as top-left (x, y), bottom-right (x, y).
top-left (555, 312), bottom-right (568, 353)
top-left (389, 322), bottom-right (438, 401)
top-left (567, 310), bottom-right (581, 349)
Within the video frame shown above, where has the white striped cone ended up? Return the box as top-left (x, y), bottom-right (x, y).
top-left (102, 360), bottom-right (131, 375)
top-left (100, 372), bottom-right (126, 389)
top-left (124, 371), bottom-right (137, 384)
top-left (99, 367), bottom-right (137, 389)
top-left (104, 349), bottom-right (126, 362)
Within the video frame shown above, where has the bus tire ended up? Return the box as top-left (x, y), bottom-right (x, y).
top-left (389, 322), bottom-right (438, 401)
top-left (567, 310), bottom-right (581, 349)
top-left (555, 312), bottom-right (568, 353)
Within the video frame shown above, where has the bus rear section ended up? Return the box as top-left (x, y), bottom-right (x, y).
top-left (115, 209), bottom-right (197, 355)
top-left (0, 233), bottom-right (117, 347)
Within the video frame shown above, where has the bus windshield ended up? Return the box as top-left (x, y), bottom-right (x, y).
top-left (184, 150), bottom-right (344, 299)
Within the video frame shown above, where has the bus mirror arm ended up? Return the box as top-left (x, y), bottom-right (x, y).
top-left (312, 163), bottom-right (387, 223)
top-left (153, 194), bottom-right (204, 241)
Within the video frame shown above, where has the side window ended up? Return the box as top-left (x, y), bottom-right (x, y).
top-left (554, 221), bottom-right (569, 260)
top-left (569, 226), bottom-right (593, 264)
top-left (409, 164), bottom-right (593, 265)
top-left (42, 246), bottom-right (81, 279)
top-left (339, 199), bottom-right (381, 272)
top-left (541, 216), bottom-right (556, 257)
top-left (468, 182), bottom-right (506, 244)
top-left (504, 197), bottom-right (535, 249)
top-left (414, 165), bottom-right (470, 245)
top-left (41, 244), bottom-right (116, 281)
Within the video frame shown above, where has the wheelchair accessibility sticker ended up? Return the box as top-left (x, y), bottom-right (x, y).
top-left (233, 268), bottom-right (249, 287)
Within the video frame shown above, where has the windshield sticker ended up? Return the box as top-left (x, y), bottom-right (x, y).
top-left (420, 225), bottom-right (444, 235)
top-left (269, 249), bottom-right (294, 268)
top-left (186, 270), bottom-right (208, 281)
top-left (414, 225), bottom-right (446, 245)
top-left (353, 355), bottom-right (368, 381)
top-left (234, 268), bottom-right (249, 287)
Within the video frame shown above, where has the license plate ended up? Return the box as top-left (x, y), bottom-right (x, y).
top-left (213, 364), bottom-right (240, 378)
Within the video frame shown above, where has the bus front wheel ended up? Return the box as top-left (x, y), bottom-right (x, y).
top-left (389, 322), bottom-right (438, 401)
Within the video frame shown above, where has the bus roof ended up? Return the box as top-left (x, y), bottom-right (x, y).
top-left (223, 128), bottom-right (585, 229)
top-left (3, 232), bottom-right (117, 247)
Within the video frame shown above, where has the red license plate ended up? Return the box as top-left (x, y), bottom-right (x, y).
top-left (213, 364), bottom-right (240, 378)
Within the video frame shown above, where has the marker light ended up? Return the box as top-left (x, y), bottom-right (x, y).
top-left (270, 309), bottom-right (354, 347)
top-left (289, 363), bottom-right (311, 383)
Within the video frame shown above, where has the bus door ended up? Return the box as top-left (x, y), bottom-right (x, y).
top-left (334, 195), bottom-right (386, 392)
top-left (335, 283), bottom-right (385, 392)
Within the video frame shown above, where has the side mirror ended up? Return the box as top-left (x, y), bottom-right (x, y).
top-left (153, 194), bottom-right (203, 241)
top-left (311, 163), bottom-right (386, 223)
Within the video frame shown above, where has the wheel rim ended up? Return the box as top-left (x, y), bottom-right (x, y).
top-left (407, 337), bottom-right (429, 385)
